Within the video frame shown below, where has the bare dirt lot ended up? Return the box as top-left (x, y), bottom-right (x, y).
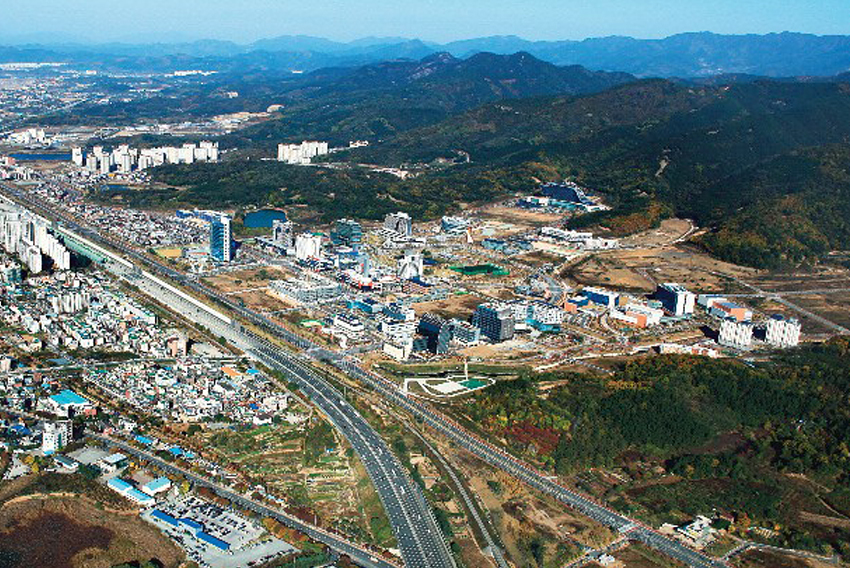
top-left (232, 289), bottom-right (292, 313)
top-left (788, 292), bottom-right (850, 331)
top-left (610, 541), bottom-right (687, 567)
top-left (0, 495), bottom-right (184, 568)
top-left (446, 444), bottom-right (613, 568)
top-left (564, 246), bottom-right (759, 295)
top-left (477, 205), bottom-right (564, 229)
top-left (203, 266), bottom-right (292, 294)
top-left (413, 294), bottom-right (482, 321)
top-left (733, 548), bottom-right (835, 568)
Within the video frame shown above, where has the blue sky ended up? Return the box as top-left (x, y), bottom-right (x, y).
top-left (2, 0), bottom-right (848, 44)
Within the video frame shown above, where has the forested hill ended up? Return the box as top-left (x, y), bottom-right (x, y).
top-left (350, 80), bottom-right (850, 268)
top-left (223, 52), bottom-right (635, 147)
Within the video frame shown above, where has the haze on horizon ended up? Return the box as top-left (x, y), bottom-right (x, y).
top-left (1, 0), bottom-right (848, 46)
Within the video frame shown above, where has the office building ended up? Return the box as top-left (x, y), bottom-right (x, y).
top-left (294, 233), bottom-right (323, 261)
top-left (331, 219), bottom-right (363, 248)
top-left (655, 283), bottom-right (696, 316)
top-left (581, 287), bottom-right (620, 309)
top-left (719, 318), bottom-right (753, 350)
top-left (384, 212), bottom-right (413, 236)
top-left (449, 319), bottom-right (481, 346)
top-left (418, 313), bottom-right (453, 354)
top-left (272, 220), bottom-right (294, 248)
top-left (472, 303), bottom-right (515, 342)
top-left (397, 252), bottom-right (424, 280)
top-left (209, 215), bottom-right (233, 262)
top-left (765, 315), bottom-right (801, 348)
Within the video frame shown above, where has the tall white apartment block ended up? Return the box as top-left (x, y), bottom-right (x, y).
top-left (765, 315), bottom-right (801, 348)
top-left (278, 141), bottom-right (330, 165)
top-left (719, 318), bottom-right (753, 350)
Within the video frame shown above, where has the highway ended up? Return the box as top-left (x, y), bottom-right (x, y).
top-left (0, 182), bottom-right (456, 568)
top-left (1, 181), bottom-right (726, 567)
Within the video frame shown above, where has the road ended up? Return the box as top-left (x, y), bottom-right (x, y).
top-left (2, 181), bottom-right (726, 567)
top-left (0, 182), bottom-right (456, 568)
top-left (404, 422), bottom-right (509, 568)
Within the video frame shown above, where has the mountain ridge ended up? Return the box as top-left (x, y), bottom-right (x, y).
top-left (4, 31), bottom-right (850, 77)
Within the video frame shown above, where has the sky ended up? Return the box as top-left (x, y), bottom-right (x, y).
top-left (1, 0), bottom-right (849, 45)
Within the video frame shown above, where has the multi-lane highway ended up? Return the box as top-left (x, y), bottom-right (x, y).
top-left (0, 182), bottom-right (456, 568)
top-left (1, 181), bottom-right (726, 567)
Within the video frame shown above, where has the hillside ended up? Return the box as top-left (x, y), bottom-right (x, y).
top-left (223, 52), bottom-right (634, 147)
top-left (351, 80), bottom-right (850, 268)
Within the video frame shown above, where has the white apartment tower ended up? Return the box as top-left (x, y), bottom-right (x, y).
top-left (765, 315), bottom-right (801, 348)
top-left (277, 141), bottom-right (330, 165)
top-left (719, 318), bottom-right (753, 350)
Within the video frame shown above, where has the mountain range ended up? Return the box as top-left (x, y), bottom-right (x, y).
top-left (4, 32), bottom-right (850, 78)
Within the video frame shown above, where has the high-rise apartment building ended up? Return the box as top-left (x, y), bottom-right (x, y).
top-left (765, 315), bottom-right (801, 348)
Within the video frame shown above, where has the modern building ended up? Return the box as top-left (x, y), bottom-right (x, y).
top-left (449, 319), bottom-right (481, 345)
top-left (418, 313), bottom-right (453, 354)
top-left (397, 252), bottom-right (424, 280)
top-left (611, 303), bottom-right (664, 328)
top-left (440, 216), bottom-right (470, 235)
top-left (765, 315), bottom-right (801, 348)
top-left (272, 220), bottom-right (294, 248)
top-left (294, 233), bottom-right (323, 261)
top-left (331, 219), bottom-right (363, 248)
top-left (540, 181), bottom-right (594, 205)
top-left (719, 318), bottom-right (753, 349)
top-left (710, 301), bottom-right (752, 322)
top-left (581, 287), bottom-right (620, 309)
top-left (655, 283), bottom-right (696, 316)
top-left (472, 303), bottom-right (515, 342)
top-left (384, 212), bottom-right (413, 236)
top-left (269, 276), bottom-right (341, 305)
top-left (209, 215), bottom-right (233, 262)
